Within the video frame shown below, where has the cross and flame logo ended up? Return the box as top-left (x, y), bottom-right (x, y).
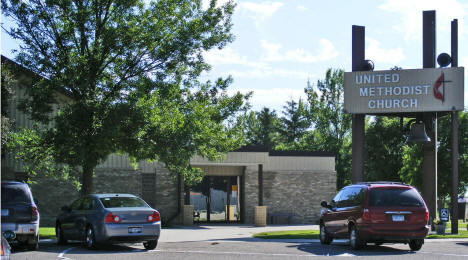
top-left (433, 72), bottom-right (451, 103)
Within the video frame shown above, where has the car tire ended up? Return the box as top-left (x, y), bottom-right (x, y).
top-left (319, 224), bottom-right (333, 245)
top-left (85, 226), bottom-right (98, 250)
top-left (143, 240), bottom-right (158, 250)
top-left (56, 224), bottom-right (67, 245)
top-left (349, 225), bottom-right (364, 250)
top-left (409, 239), bottom-right (424, 251)
top-left (27, 234), bottom-right (39, 251)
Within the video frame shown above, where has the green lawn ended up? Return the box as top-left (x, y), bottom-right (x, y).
top-left (253, 229), bottom-right (468, 240)
top-left (39, 227), bottom-right (56, 239)
top-left (427, 230), bottom-right (468, 239)
top-left (253, 230), bottom-right (319, 239)
top-left (445, 220), bottom-right (467, 229)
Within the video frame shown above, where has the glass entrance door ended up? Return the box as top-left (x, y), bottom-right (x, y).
top-left (189, 176), bottom-right (239, 222)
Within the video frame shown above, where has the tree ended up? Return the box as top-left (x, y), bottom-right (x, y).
top-left (434, 111), bottom-right (468, 199)
top-left (244, 107), bottom-right (280, 150)
top-left (2, 0), bottom-right (248, 194)
top-left (278, 98), bottom-right (309, 146)
top-left (365, 117), bottom-right (405, 182)
top-left (398, 111), bottom-right (468, 202)
top-left (1, 61), bottom-right (15, 150)
top-left (304, 69), bottom-right (352, 189)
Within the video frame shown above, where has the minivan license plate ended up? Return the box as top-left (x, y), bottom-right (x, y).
top-left (392, 215), bottom-right (404, 222)
top-left (128, 227), bottom-right (142, 234)
top-left (1, 209), bottom-right (8, 216)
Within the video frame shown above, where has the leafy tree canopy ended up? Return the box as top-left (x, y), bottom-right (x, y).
top-left (2, 0), bottom-right (249, 194)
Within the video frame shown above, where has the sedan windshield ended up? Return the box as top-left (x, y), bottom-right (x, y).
top-left (100, 197), bottom-right (148, 208)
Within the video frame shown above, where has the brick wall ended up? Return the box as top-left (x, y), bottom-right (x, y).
top-left (244, 165), bottom-right (336, 224)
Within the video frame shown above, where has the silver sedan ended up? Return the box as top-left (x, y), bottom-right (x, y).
top-left (55, 194), bottom-right (161, 250)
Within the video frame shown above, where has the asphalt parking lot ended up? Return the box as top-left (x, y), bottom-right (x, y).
top-left (8, 225), bottom-right (468, 260)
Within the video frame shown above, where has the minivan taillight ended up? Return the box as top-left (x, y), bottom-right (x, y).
top-left (147, 211), bottom-right (160, 222)
top-left (362, 208), bottom-right (371, 222)
top-left (424, 209), bottom-right (429, 223)
top-left (31, 206), bottom-right (38, 220)
top-left (104, 213), bottom-right (122, 223)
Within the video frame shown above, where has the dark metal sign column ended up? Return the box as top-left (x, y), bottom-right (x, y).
top-left (422, 10), bottom-right (437, 225)
top-left (351, 25), bottom-right (365, 184)
top-left (451, 19), bottom-right (459, 234)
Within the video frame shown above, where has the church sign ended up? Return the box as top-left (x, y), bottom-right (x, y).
top-left (344, 67), bottom-right (464, 114)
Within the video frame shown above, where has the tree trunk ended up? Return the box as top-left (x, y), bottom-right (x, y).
top-left (81, 164), bottom-right (94, 195)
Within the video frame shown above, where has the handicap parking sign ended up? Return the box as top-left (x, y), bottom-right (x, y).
top-left (440, 208), bottom-right (450, 222)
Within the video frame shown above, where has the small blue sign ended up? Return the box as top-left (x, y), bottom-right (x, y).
top-left (440, 208), bottom-right (450, 222)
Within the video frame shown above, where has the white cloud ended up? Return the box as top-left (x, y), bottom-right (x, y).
top-left (204, 47), bottom-right (249, 65)
top-left (260, 39), bottom-right (339, 63)
top-left (366, 37), bottom-right (405, 64)
top-left (239, 1), bottom-right (284, 22)
top-left (226, 67), bottom-right (310, 79)
top-left (228, 87), bottom-right (308, 111)
top-left (296, 5), bottom-right (308, 12)
top-left (203, 46), bottom-right (312, 80)
top-left (379, 0), bottom-right (466, 42)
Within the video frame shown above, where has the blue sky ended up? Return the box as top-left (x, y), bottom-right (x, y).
top-left (2, 0), bottom-right (468, 112)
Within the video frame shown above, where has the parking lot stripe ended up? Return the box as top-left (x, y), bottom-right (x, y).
top-left (154, 249), bottom-right (356, 257)
top-left (58, 247), bottom-right (77, 259)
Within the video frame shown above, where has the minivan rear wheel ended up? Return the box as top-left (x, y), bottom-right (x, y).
top-left (349, 225), bottom-right (364, 250)
top-left (143, 240), bottom-right (158, 250)
top-left (320, 224), bottom-right (333, 245)
top-left (409, 239), bottom-right (424, 251)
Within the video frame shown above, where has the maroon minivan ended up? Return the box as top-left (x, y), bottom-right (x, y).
top-left (319, 182), bottom-right (430, 250)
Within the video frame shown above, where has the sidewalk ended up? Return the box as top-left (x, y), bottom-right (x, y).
top-left (159, 224), bottom-right (468, 243)
top-left (159, 224), bottom-right (319, 243)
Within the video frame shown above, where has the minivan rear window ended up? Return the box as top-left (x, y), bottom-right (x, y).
top-left (1, 185), bottom-right (31, 204)
top-left (369, 188), bottom-right (424, 207)
top-left (100, 197), bottom-right (148, 208)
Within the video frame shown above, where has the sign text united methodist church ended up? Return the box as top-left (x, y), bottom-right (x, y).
top-left (344, 67), bottom-right (464, 114)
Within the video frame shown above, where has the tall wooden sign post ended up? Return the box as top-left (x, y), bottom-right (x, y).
top-left (346, 11), bottom-right (463, 234)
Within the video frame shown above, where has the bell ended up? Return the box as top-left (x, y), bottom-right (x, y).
top-left (406, 122), bottom-right (431, 143)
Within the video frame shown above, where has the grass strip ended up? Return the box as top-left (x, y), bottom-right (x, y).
top-left (427, 230), bottom-right (468, 239)
top-left (445, 220), bottom-right (467, 229)
top-left (253, 229), bottom-right (468, 240)
top-left (39, 227), bottom-right (56, 239)
top-left (253, 230), bottom-right (320, 239)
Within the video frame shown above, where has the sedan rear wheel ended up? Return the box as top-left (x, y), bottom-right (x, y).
top-left (143, 240), bottom-right (158, 250)
top-left (56, 224), bottom-right (67, 245)
top-left (85, 227), bottom-right (97, 250)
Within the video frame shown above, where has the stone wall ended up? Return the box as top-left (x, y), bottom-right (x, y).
top-left (3, 166), bottom-right (180, 227)
top-left (29, 176), bottom-right (80, 227)
top-left (244, 166), bottom-right (259, 224)
top-left (243, 165), bottom-right (336, 224)
top-left (4, 156), bottom-right (335, 226)
top-left (94, 169), bottom-right (143, 197)
top-left (153, 167), bottom-right (179, 223)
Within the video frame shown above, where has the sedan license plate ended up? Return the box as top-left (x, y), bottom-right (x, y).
top-left (1, 209), bottom-right (8, 216)
top-left (392, 215), bottom-right (404, 222)
top-left (128, 227), bottom-right (142, 234)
